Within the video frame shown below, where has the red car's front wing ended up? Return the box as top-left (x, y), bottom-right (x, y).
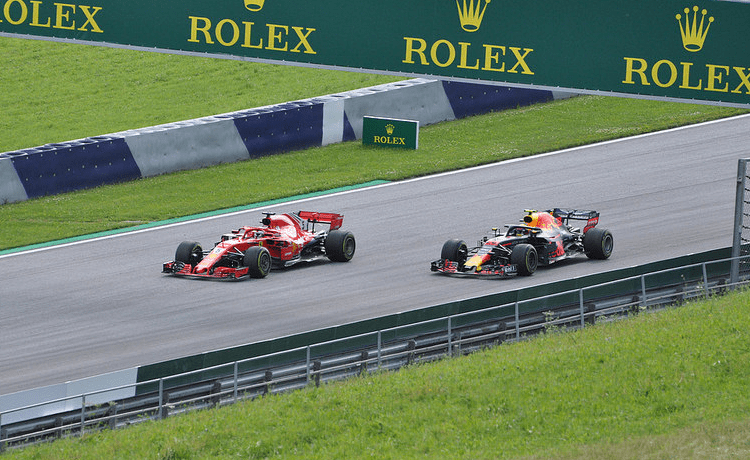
top-left (162, 261), bottom-right (250, 280)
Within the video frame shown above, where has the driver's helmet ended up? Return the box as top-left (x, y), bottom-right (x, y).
top-left (523, 212), bottom-right (540, 228)
top-left (523, 210), bottom-right (559, 229)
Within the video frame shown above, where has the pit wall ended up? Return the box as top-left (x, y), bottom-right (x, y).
top-left (0, 79), bottom-right (573, 204)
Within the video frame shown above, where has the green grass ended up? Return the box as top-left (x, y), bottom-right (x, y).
top-left (0, 36), bottom-right (402, 153)
top-left (4, 290), bottom-right (750, 460)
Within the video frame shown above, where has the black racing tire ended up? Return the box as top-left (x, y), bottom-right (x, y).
top-left (175, 241), bottom-right (203, 266)
top-left (510, 243), bottom-right (538, 276)
top-left (243, 246), bottom-right (271, 278)
top-left (583, 228), bottom-right (614, 260)
top-left (441, 239), bottom-right (468, 265)
top-left (325, 230), bottom-right (356, 262)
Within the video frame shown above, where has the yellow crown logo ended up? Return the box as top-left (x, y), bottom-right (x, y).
top-left (385, 124), bottom-right (395, 135)
top-left (676, 6), bottom-right (714, 52)
top-left (456, 0), bottom-right (490, 32)
top-left (245, 0), bottom-right (265, 12)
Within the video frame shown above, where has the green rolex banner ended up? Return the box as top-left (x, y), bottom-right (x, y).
top-left (362, 117), bottom-right (419, 149)
top-left (1, 0), bottom-right (749, 108)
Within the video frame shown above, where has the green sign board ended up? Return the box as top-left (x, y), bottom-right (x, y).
top-left (1, 0), bottom-right (749, 107)
top-left (362, 116), bottom-right (419, 149)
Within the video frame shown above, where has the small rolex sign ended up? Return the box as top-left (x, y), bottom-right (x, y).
top-left (362, 116), bottom-right (419, 150)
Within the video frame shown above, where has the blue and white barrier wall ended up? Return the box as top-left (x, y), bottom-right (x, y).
top-left (0, 79), bottom-right (573, 204)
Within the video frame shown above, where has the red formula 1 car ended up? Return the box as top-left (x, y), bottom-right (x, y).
top-left (163, 211), bottom-right (355, 280)
top-left (431, 208), bottom-right (613, 278)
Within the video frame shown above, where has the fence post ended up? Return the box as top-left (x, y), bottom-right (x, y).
top-left (731, 159), bottom-right (748, 286)
top-left (377, 331), bottom-right (382, 370)
top-left (306, 346), bottom-right (311, 385)
top-left (158, 379), bottom-right (164, 420)
top-left (579, 289), bottom-right (585, 327)
top-left (447, 316), bottom-right (453, 357)
top-left (641, 275), bottom-right (647, 307)
top-left (514, 301), bottom-right (520, 340)
top-left (107, 402), bottom-right (118, 429)
top-left (702, 262), bottom-right (709, 299)
top-left (233, 361), bottom-right (239, 403)
top-left (80, 394), bottom-right (86, 438)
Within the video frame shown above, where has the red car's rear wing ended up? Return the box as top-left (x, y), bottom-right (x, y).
top-left (297, 211), bottom-right (344, 230)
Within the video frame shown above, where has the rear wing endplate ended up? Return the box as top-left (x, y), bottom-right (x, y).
top-left (549, 208), bottom-right (600, 232)
top-left (297, 211), bottom-right (344, 230)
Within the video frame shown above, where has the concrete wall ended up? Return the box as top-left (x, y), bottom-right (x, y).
top-left (0, 79), bottom-right (573, 204)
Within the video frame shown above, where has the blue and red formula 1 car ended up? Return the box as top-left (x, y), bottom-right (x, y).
top-left (431, 208), bottom-right (613, 278)
top-left (163, 211), bottom-right (355, 280)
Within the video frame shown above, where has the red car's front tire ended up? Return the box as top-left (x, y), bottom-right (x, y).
top-left (244, 246), bottom-right (271, 278)
top-left (175, 241), bottom-right (203, 268)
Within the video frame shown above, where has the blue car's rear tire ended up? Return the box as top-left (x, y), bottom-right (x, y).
top-left (583, 228), bottom-right (613, 260)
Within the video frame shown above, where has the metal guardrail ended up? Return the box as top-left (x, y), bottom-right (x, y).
top-left (1, 255), bottom-right (748, 451)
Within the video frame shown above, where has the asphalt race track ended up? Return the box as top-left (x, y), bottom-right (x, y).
top-left (2, 114), bottom-right (749, 394)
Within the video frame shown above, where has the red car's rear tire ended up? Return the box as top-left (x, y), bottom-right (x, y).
top-left (325, 230), bottom-right (356, 262)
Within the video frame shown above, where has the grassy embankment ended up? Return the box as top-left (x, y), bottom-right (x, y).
top-left (3, 289), bottom-right (750, 460)
top-left (1, 37), bottom-right (749, 459)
